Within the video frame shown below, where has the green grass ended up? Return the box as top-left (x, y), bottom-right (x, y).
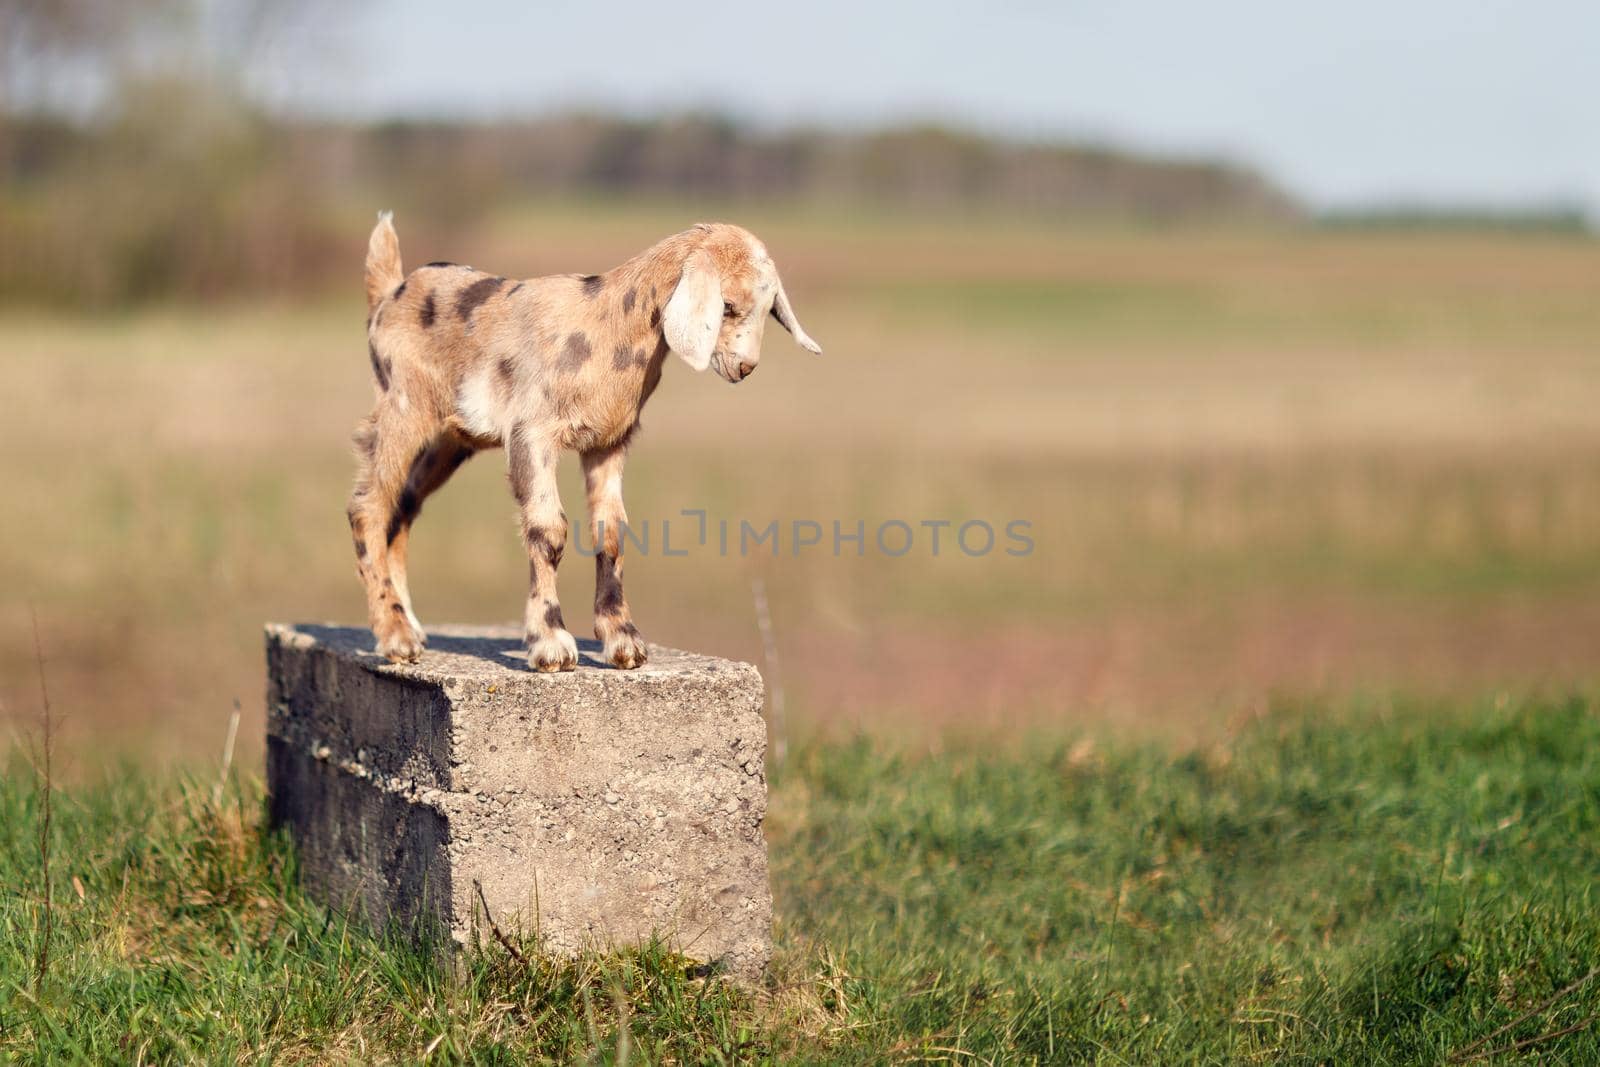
top-left (5, 698), bottom-right (1600, 1063)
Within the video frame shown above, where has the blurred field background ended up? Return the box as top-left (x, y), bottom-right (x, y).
top-left (3, 0), bottom-right (1600, 770)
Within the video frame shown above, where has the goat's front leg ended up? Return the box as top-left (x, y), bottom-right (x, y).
top-left (583, 443), bottom-right (648, 669)
top-left (510, 425), bottom-right (578, 672)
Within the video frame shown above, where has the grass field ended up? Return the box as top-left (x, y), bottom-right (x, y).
top-left (4, 698), bottom-right (1599, 1063)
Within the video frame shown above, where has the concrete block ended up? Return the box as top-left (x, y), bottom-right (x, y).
top-left (264, 623), bottom-right (771, 980)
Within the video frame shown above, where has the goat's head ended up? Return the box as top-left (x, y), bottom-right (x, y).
top-left (661, 223), bottom-right (822, 383)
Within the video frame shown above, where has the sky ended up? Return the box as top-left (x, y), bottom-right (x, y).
top-left (264, 0), bottom-right (1599, 213)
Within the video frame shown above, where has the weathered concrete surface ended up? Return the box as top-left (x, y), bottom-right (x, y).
top-left (265, 623), bottom-right (770, 980)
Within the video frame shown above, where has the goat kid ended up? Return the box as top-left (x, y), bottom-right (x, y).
top-left (348, 216), bottom-right (822, 671)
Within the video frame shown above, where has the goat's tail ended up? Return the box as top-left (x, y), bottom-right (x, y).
top-left (365, 211), bottom-right (403, 316)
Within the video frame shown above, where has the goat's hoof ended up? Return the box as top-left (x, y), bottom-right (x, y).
top-left (528, 628), bottom-right (579, 672)
top-left (377, 626), bottom-right (425, 664)
top-left (601, 623), bottom-right (648, 669)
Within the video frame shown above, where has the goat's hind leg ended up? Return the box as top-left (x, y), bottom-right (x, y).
top-left (347, 408), bottom-right (442, 662)
top-left (386, 433), bottom-right (475, 647)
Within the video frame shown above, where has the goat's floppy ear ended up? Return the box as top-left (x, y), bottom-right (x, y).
top-left (771, 274), bottom-right (822, 355)
top-left (663, 249), bottom-right (722, 372)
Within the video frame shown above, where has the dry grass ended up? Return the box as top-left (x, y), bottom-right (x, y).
top-left (3, 209), bottom-right (1599, 765)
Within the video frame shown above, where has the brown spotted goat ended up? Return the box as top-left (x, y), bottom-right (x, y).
top-left (348, 214), bottom-right (822, 671)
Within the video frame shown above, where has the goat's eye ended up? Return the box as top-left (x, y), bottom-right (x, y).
top-left (723, 301), bottom-right (737, 319)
